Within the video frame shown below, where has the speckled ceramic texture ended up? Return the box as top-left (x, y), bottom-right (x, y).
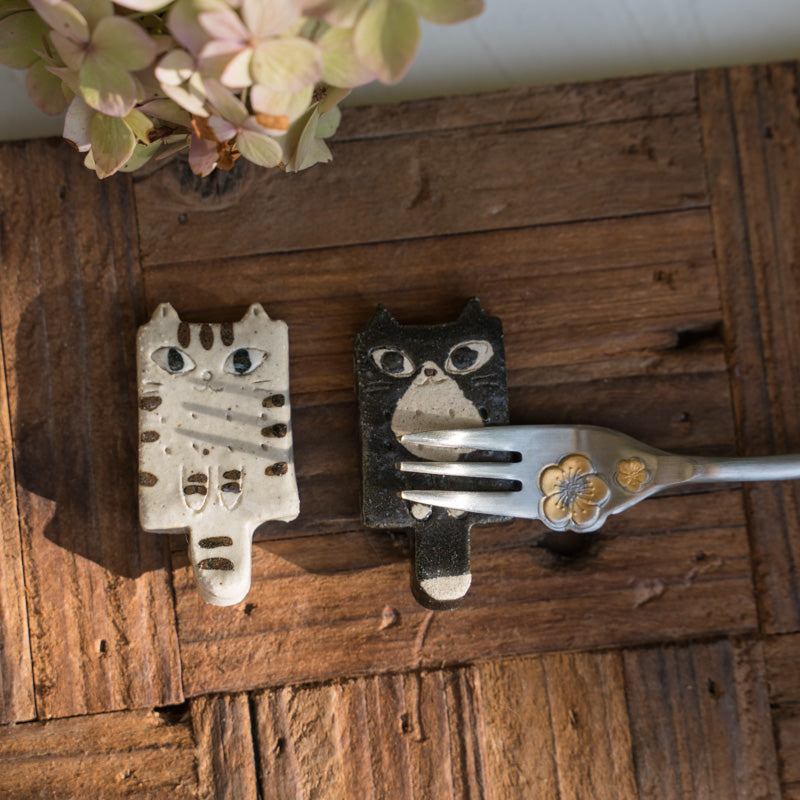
top-left (354, 299), bottom-right (510, 609)
top-left (137, 303), bottom-right (299, 606)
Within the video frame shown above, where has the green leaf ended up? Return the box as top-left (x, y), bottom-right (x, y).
top-left (138, 97), bottom-right (192, 127)
top-left (251, 37), bottom-right (322, 92)
top-left (28, 0), bottom-right (89, 43)
top-left (79, 51), bottom-right (137, 116)
top-left (92, 16), bottom-right (157, 71)
top-left (90, 112), bottom-right (136, 177)
top-left (25, 58), bottom-right (68, 113)
top-left (319, 25), bottom-right (373, 87)
top-left (316, 104), bottom-right (340, 138)
top-left (236, 128), bottom-right (281, 167)
top-left (353, 0), bottom-right (420, 85)
top-left (407, 0), bottom-right (483, 24)
top-left (0, 11), bottom-right (50, 69)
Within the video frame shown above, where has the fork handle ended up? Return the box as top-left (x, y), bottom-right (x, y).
top-left (691, 454), bottom-right (800, 482)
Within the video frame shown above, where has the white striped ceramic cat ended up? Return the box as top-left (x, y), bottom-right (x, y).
top-left (137, 303), bottom-right (299, 606)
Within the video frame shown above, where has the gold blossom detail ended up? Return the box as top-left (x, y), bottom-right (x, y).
top-left (615, 457), bottom-right (651, 492)
top-left (538, 454), bottom-right (610, 530)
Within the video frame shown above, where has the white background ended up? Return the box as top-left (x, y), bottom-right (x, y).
top-left (2, 0), bottom-right (800, 141)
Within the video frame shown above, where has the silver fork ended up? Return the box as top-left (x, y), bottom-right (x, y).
top-left (398, 425), bottom-right (800, 532)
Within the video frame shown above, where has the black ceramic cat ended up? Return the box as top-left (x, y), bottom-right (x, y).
top-left (354, 299), bottom-right (510, 609)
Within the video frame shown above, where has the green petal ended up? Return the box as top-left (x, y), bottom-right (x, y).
top-left (124, 108), bottom-right (153, 142)
top-left (407, 0), bottom-right (483, 24)
top-left (235, 128), bottom-right (282, 168)
top-left (298, 0), bottom-right (367, 27)
top-left (316, 105), bottom-right (340, 139)
top-left (0, 11), bottom-right (50, 69)
top-left (319, 25), bottom-right (373, 87)
top-left (250, 84), bottom-right (311, 123)
top-left (119, 140), bottom-right (161, 172)
top-left (70, 0), bottom-right (112, 28)
top-left (79, 52), bottom-right (137, 116)
top-left (28, 0), bottom-right (89, 43)
top-left (203, 77), bottom-right (248, 124)
top-left (138, 97), bottom-right (192, 127)
top-left (283, 105), bottom-right (332, 172)
top-left (353, 0), bottom-right (420, 85)
top-left (50, 29), bottom-right (84, 70)
top-left (25, 58), bottom-right (68, 113)
top-left (92, 16), bottom-right (157, 71)
top-left (250, 37), bottom-right (321, 92)
top-left (90, 112), bottom-right (136, 178)
top-left (154, 48), bottom-right (194, 86)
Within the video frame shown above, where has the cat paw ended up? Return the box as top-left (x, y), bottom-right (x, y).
top-left (413, 571), bottom-right (472, 610)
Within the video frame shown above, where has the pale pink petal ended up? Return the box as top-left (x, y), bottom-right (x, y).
top-left (241, 0), bottom-right (298, 38)
top-left (198, 8), bottom-right (248, 42)
top-left (26, 58), bottom-right (68, 114)
top-left (189, 132), bottom-right (218, 175)
top-left (208, 114), bottom-right (237, 141)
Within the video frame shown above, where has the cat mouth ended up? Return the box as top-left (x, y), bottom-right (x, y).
top-left (193, 383), bottom-right (224, 393)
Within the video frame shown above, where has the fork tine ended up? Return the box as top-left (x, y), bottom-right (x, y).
top-left (398, 460), bottom-right (525, 482)
top-left (400, 489), bottom-right (538, 520)
top-left (400, 427), bottom-right (522, 453)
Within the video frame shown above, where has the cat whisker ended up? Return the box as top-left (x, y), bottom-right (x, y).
top-left (181, 401), bottom-right (272, 427)
top-left (174, 428), bottom-right (288, 459)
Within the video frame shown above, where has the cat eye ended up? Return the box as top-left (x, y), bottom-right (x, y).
top-left (151, 346), bottom-right (196, 375)
top-left (371, 347), bottom-right (415, 377)
top-left (224, 348), bottom-right (267, 376)
top-left (445, 340), bottom-right (494, 375)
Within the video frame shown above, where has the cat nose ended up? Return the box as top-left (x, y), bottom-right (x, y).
top-left (424, 367), bottom-right (437, 377)
top-left (201, 370), bottom-right (213, 381)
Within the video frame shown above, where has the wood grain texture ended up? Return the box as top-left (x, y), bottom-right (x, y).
top-left (698, 64), bottom-right (800, 634)
top-left (135, 112), bottom-right (706, 266)
top-left (337, 72), bottom-right (697, 140)
top-left (191, 693), bottom-right (258, 800)
top-left (253, 668), bottom-right (487, 799)
top-left (0, 705), bottom-right (197, 799)
top-left (0, 139), bottom-right (183, 718)
top-left (175, 490), bottom-right (755, 696)
top-left (624, 638), bottom-right (781, 799)
top-left (0, 330), bottom-right (35, 723)
top-left (765, 633), bottom-right (800, 797)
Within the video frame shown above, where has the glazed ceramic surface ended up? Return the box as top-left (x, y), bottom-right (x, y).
top-left (137, 303), bottom-right (299, 606)
top-left (354, 299), bottom-right (509, 609)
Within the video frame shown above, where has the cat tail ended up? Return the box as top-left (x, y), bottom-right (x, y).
top-left (411, 515), bottom-right (472, 610)
top-left (187, 523), bottom-right (254, 606)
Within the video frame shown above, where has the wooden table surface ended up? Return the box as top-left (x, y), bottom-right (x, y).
top-left (0, 61), bottom-right (799, 799)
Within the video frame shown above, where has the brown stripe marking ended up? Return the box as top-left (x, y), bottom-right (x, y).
top-left (200, 323), bottom-right (213, 350)
top-left (266, 462), bottom-right (288, 476)
top-left (188, 473), bottom-right (208, 483)
top-left (223, 469), bottom-right (242, 480)
top-left (178, 321), bottom-right (191, 348)
top-left (198, 557), bottom-right (234, 571)
top-left (220, 322), bottom-right (234, 346)
top-left (141, 430), bottom-right (160, 442)
top-left (262, 423), bottom-right (288, 438)
top-left (221, 483), bottom-right (241, 493)
top-left (139, 472), bottom-right (158, 487)
top-left (262, 394), bottom-right (285, 408)
top-left (199, 536), bottom-right (234, 548)
top-left (140, 396), bottom-right (162, 411)
top-left (184, 485), bottom-right (207, 495)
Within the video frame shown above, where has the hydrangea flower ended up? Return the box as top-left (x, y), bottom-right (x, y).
top-left (0, 0), bottom-right (484, 178)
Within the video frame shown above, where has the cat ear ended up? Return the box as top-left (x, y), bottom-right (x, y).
top-left (151, 303), bottom-right (180, 322)
top-left (368, 305), bottom-right (400, 328)
top-left (457, 297), bottom-right (486, 322)
top-left (240, 303), bottom-right (271, 321)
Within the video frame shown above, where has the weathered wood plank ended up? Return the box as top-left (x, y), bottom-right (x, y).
top-left (0, 329), bottom-right (35, 723)
top-left (339, 72), bottom-right (697, 140)
top-left (0, 705), bottom-right (197, 799)
top-left (765, 633), bottom-right (800, 796)
top-left (0, 139), bottom-right (182, 718)
top-left (191, 693), bottom-right (258, 800)
top-left (252, 668), bottom-right (487, 799)
top-left (698, 64), bottom-right (800, 633)
top-left (135, 113), bottom-right (707, 266)
top-left (175, 490), bottom-right (755, 696)
top-left (141, 210), bottom-right (720, 398)
top-left (623, 638), bottom-right (781, 799)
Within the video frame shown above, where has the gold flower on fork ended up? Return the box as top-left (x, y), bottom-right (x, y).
top-left (538, 454), bottom-right (610, 529)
